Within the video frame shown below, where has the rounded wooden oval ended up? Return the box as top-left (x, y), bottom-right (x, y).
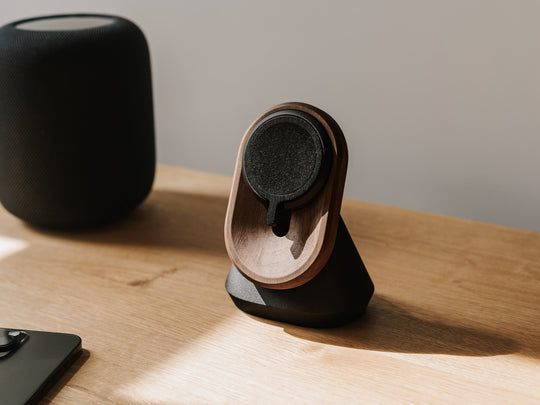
top-left (224, 102), bottom-right (348, 289)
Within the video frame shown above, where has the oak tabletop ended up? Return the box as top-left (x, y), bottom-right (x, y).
top-left (1, 165), bottom-right (539, 404)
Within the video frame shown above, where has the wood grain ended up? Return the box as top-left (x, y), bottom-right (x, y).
top-left (224, 102), bottom-right (348, 289)
top-left (1, 165), bottom-right (539, 404)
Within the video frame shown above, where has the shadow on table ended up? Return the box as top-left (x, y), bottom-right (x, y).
top-left (1, 189), bottom-right (240, 403)
top-left (24, 190), bottom-right (230, 254)
top-left (41, 349), bottom-right (90, 404)
top-left (278, 295), bottom-right (520, 356)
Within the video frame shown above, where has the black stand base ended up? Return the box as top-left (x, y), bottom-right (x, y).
top-left (226, 217), bottom-right (374, 328)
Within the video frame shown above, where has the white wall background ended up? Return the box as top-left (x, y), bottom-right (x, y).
top-left (3, 1), bottom-right (539, 232)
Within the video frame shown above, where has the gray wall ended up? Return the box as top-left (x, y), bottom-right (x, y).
top-left (4, 1), bottom-right (540, 231)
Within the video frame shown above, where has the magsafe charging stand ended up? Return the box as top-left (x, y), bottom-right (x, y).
top-left (224, 102), bottom-right (374, 328)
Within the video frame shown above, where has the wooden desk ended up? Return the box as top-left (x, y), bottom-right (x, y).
top-left (1, 165), bottom-right (539, 404)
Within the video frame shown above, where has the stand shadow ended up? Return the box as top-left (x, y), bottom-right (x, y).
top-left (281, 295), bottom-right (519, 356)
top-left (24, 190), bottom-right (230, 253)
top-left (286, 208), bottom-right (326, 259)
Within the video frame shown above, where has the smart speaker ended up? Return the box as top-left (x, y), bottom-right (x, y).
top-left (224, 102), bottom-right (374, 327)
top-left (0, 14), bottom-right (155, 228)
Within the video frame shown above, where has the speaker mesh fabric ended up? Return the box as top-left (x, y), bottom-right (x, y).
top-left (0, 14), bottom-right (155, 228)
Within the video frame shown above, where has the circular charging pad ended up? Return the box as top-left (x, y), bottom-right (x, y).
top-left (242, 109), bottom-right (332, 231)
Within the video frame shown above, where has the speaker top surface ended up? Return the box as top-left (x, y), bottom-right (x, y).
top-left (0, 13), bottom-right (146, 57)
top-left (15, 15), bottom-right (115, 31)
top-left (4, 13), bottom-right (124, 32)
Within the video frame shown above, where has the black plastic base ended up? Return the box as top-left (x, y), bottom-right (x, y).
top-left (226, 217), bottom-right (374, 328)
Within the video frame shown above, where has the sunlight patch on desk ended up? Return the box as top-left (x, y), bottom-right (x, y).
top-left (111, 311), bottom-right (537, 403)
top-left (0, 235), bottom-right (28, 260)
top-left (114, 313), bottom-right (251, 403)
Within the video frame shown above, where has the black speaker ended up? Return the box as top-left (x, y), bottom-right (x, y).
top-left (0, 14), bottom-right (155, 228)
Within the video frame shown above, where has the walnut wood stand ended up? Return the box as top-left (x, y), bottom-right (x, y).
top-left (225, 102), bottom-right (374, 327)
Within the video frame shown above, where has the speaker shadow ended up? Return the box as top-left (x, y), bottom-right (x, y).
top-left (274, 295), bottom-right (519, 356)
top-left (23, 189), bottom-right (229, 254)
